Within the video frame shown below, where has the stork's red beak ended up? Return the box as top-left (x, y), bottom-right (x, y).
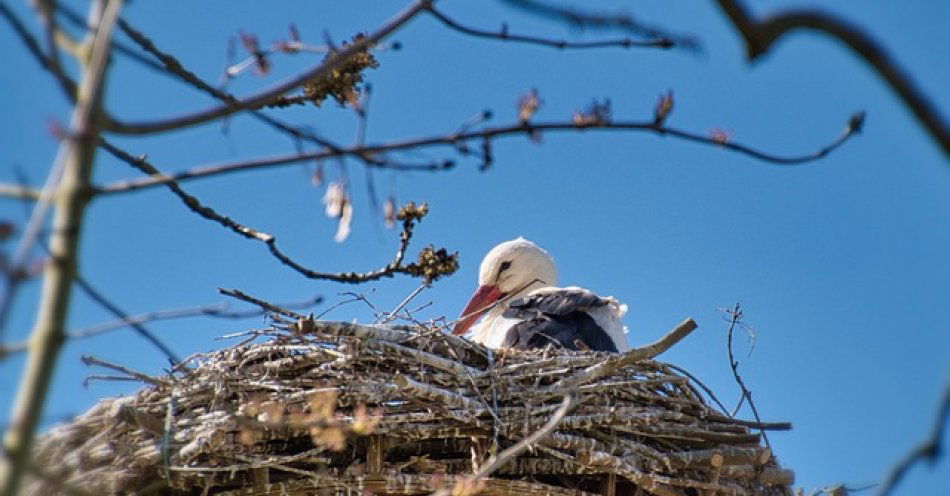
top-left (453, 285), bottom-right (503, 335)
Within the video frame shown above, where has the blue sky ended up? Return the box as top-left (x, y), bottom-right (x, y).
top-left (1, 0), bottom-right (948, 494)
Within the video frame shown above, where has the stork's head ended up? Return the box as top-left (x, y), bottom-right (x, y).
top-left (452, 238), bottom-right (557, 335)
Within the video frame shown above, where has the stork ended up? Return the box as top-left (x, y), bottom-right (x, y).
top-left (452, 238), bottom-right (630, 352)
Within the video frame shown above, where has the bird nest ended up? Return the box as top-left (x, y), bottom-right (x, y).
top-left (26, 318), bottom-right (794, 496)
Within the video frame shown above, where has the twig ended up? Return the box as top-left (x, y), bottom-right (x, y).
top-left (381, 283), bottom-right (426, 323)
top-left (72, 275), bottom-right (180, 364)
top-left (429, 393), bottom-right (575, 496)
top-left (97, 114), bottom-right (863, 196)
top-left (714, 0), bottom-right (948, 155)
top-left (500, 0), bottom-right (699, 50)
top-left (723, 302), bottom-right (770, 450)
top-left (876, 384), bottom-right (950, 496)
top-left (427, 5), bottom-right (673, 49)
top-left (102, 0), bottom-right (433, 135)
top-left (0, 1), bottom-right (123, 493)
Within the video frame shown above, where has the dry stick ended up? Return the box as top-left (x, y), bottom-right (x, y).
top-left (55, 2), bottom-right (166, 74)
top-left (429, 393), bottom-right (576, 496)
top-left (218, 289), bottom-right (305, 320)
top-left (96, 114), bottom-right (864, 196)
top-left (500, 0), bottom-right (699, 50)
top-left (715, 0), bottom-right (948, 155)
top-left (724, 302), bottom-right (770, 450)
top-left (544, 318), bottom-right (698, 395)
top-left (876, 384), bottom-right (950, 496)
top-left (98, 139), bottom-right (429, 284)
top-left (427, 5), bottom-right (674, 49)
top-left (103, 0), bottom-right (433, 135)
top-left (0, 2), bottom-right (122, 494)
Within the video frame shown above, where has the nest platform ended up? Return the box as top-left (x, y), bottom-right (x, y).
top-left (27, 319), bottom-right (794, 496)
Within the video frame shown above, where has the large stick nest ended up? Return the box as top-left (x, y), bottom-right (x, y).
top-left (27, 319), bottom-right (794, 496)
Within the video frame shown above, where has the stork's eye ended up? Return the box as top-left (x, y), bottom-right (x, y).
top-left (498, 261), bottom-right (512, 274)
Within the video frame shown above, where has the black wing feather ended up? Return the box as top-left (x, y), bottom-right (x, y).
top-left (502, 289), bottom-right (618, 352)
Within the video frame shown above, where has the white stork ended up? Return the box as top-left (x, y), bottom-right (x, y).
top-left (452, 238), bottom-right (630, 352)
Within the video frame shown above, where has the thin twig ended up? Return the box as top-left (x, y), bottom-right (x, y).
top-left (724, 302), bottom-right (770, 450)
top-left (380, 283), bottom-right (426, 323)
top-left (876, 384), bottom-right (950, 496)
top-left (665, 363), bottom-right (731, 415)
top-left (96, 114), bottom-right (863, 196)
top-left (714, 0), bottom-right (948, 155)
top-left (0, 2), bottom-right (77, 99)
top-left (428, 5), bottom-right (673, 49)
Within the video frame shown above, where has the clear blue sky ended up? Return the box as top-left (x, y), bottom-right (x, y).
top-left (2, 0), bottom-right (948, 493)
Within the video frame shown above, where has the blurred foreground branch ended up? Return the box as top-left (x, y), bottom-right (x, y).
top-left (715, 0), bottom-right (949, 155)
top-left (877, 384), bottom-right (950, 496)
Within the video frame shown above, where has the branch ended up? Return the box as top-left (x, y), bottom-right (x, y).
top-left (714, 0), bottom-right (948, 155)
top-left (500, 0), bottom-right (699, 50)
top-left (97, 114), bottom-right (863, 195)
top-left (427, 5), bottom-right (673, 50)
top-left (877, 384), bottom-right (950, 496)
top-left (0, 0), bottom-right (123, 493)
top-left (100, 139), bottom-right (457, 284)
top-left (101, 0), bottom-right (432, 135)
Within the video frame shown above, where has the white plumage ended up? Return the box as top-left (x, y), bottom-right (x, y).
top-left (453, 238), bottom-right (630, 352)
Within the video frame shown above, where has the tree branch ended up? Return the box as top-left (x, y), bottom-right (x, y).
top-left (0, 0), bottom-right (122, 493)
top-left (723, 302), bottom-right (770, 450)
top-left (0, 2), bottom-right (77, 100)
top-left (427, 5), bottom-right (674, 50)
top-left (714, 0), bottom-right (948, 155)
top-left (101, 0), bottom-right (433, 135)
top-left (95, 113), bottom-right (863, 196)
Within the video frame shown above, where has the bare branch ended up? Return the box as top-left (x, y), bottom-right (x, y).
top-left (427, 5), bottom-right (673, 50)
top-left (500, 0), bottom-right (699, 50)
top-left (101, 0), bottom-right (433, 135)
top-left (714, 0), bottom-right (948, 155)
top-left (97, 114), bottom-right (863, 196)
top-left (877, 384), bottom-right (950, 496)
top-left (80, 355), bottom-right (168, 387)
